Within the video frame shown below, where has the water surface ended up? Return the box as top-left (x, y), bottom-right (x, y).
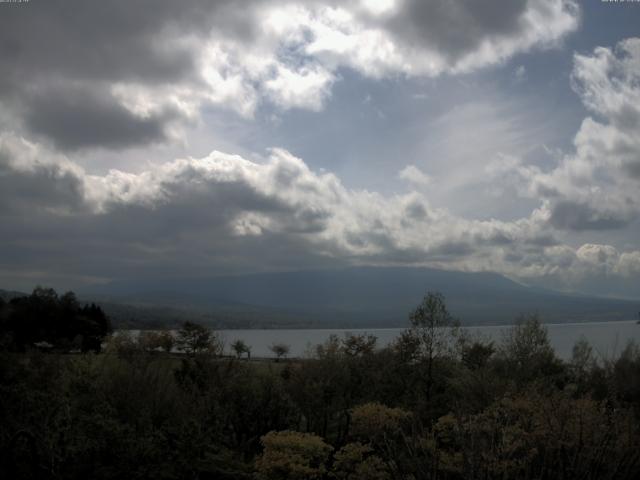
top-left (218, 320), bottom-right (640, 360)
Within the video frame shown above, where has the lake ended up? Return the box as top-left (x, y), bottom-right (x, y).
top-left (216, 320), bottom-right (640, 360)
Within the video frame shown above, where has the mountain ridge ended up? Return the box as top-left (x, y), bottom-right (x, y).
top-left (78, 266), bottom-right (639, 327)
top-left (4, 266), bottom-right (638, 328)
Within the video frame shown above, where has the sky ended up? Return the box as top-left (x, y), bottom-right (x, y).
top-left (0, 0), bottom-right (639, 299)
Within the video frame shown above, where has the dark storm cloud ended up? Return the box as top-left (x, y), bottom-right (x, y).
top-left (0, 157), bottom-right (297, 282)
top-left (0, 209), bottom-right (340, 284)
top-left (386, 0), bottom-right (528, 61)
top-left (0, 139), bottom-right (540, 283)
top-left (0, 0), bottom-right (259, 150)
top-left (23, 84), bottom-right (173, 150)
top-left (0, 0), bottom-right (256, 85)
top-left (549, 201), bottom-right (629, 231)
top-left (0, 148), bottom-right (86, 214)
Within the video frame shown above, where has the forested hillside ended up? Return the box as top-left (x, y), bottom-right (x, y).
top-left (2, 291), bottom-right (640, 479)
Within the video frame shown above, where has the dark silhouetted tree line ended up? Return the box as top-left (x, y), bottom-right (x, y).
top-left (0, 287), bottom-right (111, 353)
top-left (1, 291), bottom-right (640, 479)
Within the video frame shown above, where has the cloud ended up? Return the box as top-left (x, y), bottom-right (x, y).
top-left (547, 201), bottom-right (629, 231)
top-left (0, 134), bottom-right (88, 215)
top-left (514, 65), bottom-right (527, 82)
top-left (398, 165), bottom-right (431, 187)
top-left (3, 131), bottom-right (639, 292)
top-left (22, 83), bottom-right (175, 150)
top-left (4, 4), bottom-right (639, 297)
top-left (489, 38), bottom-right (640, 232)
top-left (379, 0), bottom-right (578, 74)
top-left (576, 244), bottom-right (619, 272)
top-left (0, 0), bottom-right (579, 150)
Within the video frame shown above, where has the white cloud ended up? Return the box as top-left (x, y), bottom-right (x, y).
top-left (398, 164), bottom-right (431, 187)
top-left (3, 131), bottom-right (639, 290)
top-left (576, 243), bottom-right (620, 271)
top-left (617, 251), bottom-right (640, 277)
top-left (490, 38), bottom-right (640, 231)
top-left (0, 0), bottom-right (580, 150)
top-left (262, 64), bottom-right (336, 111)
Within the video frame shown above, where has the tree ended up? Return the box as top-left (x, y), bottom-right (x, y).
top-left (342, 333), bottom-right (377, 357)
top-left (255, 430), bottom-right (333, 480)
top-left (331, 442), bottom-right (390, 480)
top-left (137, 330), bottom-right (174, 353)
top-left (176, 321), bottom-right (220, 355)
top-left (431, 390), bottom-right (640, 480)
top-left (156, 330), bottom-right (175, 353)
top-left (77, 302), bottom-right (111, 352)
top-left (104, 330), bottom-right (140, 356)
top-left (230, 339), bottom-right (251, 359)
top-left (314, 334), bottom-right (342, 359)
top-left (138, 331), bottom-right (163, 353)
top-left (269, 343), bottom-right (290, 362)
top-left (0, 287), bottom-right (111, 352)
top-left (0, 297), bottom-right (8, 349)
top-left (498, 313), bottom-right (561, 383)
top-left (406, 291), bottom-right (459, 400)
top-left (460, 339), bottom-right (495, 370)
top-left (349, 403), bottom-right (412, 478)
top-left (611, 340), bottom-right (640, 407)
top-left (570, 336), bottom-right (595, 384)
top-left (350, 402), bottom-right (412, 443)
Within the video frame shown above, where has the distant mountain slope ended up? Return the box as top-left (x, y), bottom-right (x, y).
top-left (0, 289), bottom-right (28, 302)
top-left (80, 267), bottom-right (640, 327)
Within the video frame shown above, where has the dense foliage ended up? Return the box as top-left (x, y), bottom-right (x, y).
top-left (1, 291), bottom-right (639, 479)
top-left (0, 287), bottom-right (111, 352)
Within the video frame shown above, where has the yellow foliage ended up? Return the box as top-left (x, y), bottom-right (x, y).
top-left (255, 430), bottom-right (333, 480)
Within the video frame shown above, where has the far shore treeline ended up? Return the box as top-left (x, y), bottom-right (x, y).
top-left (1, 287), bottom-right (640, 479)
